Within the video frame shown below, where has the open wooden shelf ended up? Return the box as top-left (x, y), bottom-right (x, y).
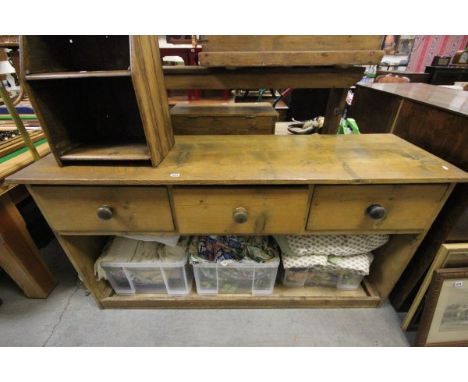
top-left (25, 76), bottom-right (149, 163)
top-left (100, 282), bottom-right (380, 309)
top-left (25, 70), bottom-right (131, 81)
top-left (60, 143), bottom-right (151, 162)
top-left (21, 35), bottom-right (174, 167)
top-left (22, 36), bottom-right (130, 74)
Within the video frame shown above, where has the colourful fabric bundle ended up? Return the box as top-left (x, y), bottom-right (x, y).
top-left (189, 235), bottom-right (279, 265)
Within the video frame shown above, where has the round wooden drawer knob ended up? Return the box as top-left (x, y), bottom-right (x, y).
top-left (366, 204), bottom-right (386, 220)
top-left (232, 207), bottom-right (248, 224)
top-left (97, 205), bottom-right (114, 220)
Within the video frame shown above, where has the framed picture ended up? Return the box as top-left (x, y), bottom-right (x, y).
top-left (402, 243), bottom-right (468, 330)
top-left (416, 268), bottom-right (468, 346)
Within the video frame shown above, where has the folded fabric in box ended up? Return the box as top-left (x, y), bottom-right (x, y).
top-left (281, 253), bottom-right (328, 269)
top-left (275, 234), bottom-right (389, 257)
top-left (281, 252), bottom-right (374, 276)
top-left (95, 236), bottom-right (189, 281)
top-left (189, 235), bottom-right (279, 265)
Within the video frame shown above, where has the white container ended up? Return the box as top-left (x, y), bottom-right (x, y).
top-left (282, 268), bottom-right (364, 290)
top-left (192, 260), bottom-right (279, 295)
top-left (97, 237), bottom-right (192, 296)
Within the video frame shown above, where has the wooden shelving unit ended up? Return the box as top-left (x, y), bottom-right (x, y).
top-left (20, 35), bottom-right (174, 166)
top-left (8, 36), bottom-right (468, 311)
top-left (8, 134), bottom-right (468, 309)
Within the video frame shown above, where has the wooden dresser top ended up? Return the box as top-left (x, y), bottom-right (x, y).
top-left (7, 134), bottom-right (468, 186)
top-left (359, 83), bottom-right (468, 117)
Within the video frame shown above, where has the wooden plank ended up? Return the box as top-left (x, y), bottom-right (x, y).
top-left (6, 135), bottom-right (468, 186)
top-left (130, 35), bottom-right (174, 166)
top-left (322, 88), bottom-right (347, 134)
top-left (307, 184), bottom-right (449, 232)
top-left (171, 103), bottom-right (278, 117)
top-left (54, 235), bottom-right (112, 306)
top-left (60, 143), bottom-right (151, 162)
top-left (171, 103), bottom-right (278, 135)
top-left (0, 194), bottom-right (56, 298)
top-left (25, 70), bottom-right (131, 80)
top-left (0, 142), bottom-right (49, 180)
top-left (29, 186), bottom-right (174, 233)
top-left (199, 50), bottom-right (384, 67)
top-left (100, 284), bottom-right (380, 309)
top-left (0, 131), bottom-right (45, 158)
top-left (163, 66), bottom-right (365, 89)
top-left (358, 83), bottom-right (468, 117)
top-left (368, 183), bottom-right (455, 300)
top-left (201, 36), bottom-right (384, 52)
top-left (173, 186), bottom-right (309, 234)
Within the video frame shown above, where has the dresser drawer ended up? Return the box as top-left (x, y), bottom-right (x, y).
top-left (307, 184), bottom-right (449, 232)
top-left (30, 186), bottom-right (174, 233)
top-left (173, 187), bottom-right (309, 234)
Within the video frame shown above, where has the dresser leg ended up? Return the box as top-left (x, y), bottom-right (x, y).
top-left (0, 194), bottom-right (57, 298)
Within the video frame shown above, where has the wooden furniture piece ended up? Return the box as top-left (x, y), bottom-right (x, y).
top-left (20, 35), bottom-right (174, 166)
top-left (0, 130), bottom-right (54, 299)
top-left (198, 36), bottom-right (384, 67)
top-left (0, 66), bottom-right (55, 298)
top-left (163, 66), bottom-right (365, 133)
top-left (347, 83), bottom-right (468, 313)
top-left (0, 184), bottom-right (56, 298)
top-left (171, 102), bottom-right (278, 134)
top-left (425, 65), bottom-right (468, 85)
top-left (7, 134), bottom-right (468, 309)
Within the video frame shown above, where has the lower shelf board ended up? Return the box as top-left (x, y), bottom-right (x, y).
top-left (60, 143), bottom-right (151, 162)
top-left (100, 284), bottom-right (381, 309)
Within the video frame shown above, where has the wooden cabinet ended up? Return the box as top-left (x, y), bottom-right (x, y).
top-left (21, 36), bottom-right (173, 166)
top-left (347, 83), bottom-right (468, 311)
top-left (8, 134), bottom-right (467, 309)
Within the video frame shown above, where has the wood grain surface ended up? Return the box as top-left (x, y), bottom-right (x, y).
top-left (199, 50), bottom-right (384, 67)
top-left (7, 135), bottom-right (468, 186)
top-left (201, 35), bottom-right (384, 52)
top-left (173, 186), bottom-right (309, 234)
top-left (30, 186), bottom-right (174, 233)
top-left (307, 184), bottom-right (449, 231)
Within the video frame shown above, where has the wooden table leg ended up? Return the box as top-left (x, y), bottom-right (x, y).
top-left (0, 193), bottom-right (56, 298)
top-left (322, 88), bottom-right (347, 134)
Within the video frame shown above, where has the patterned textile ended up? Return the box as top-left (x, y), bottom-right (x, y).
top-left (282, 252), bottom-right (373, 276)
top-left (275, 234), bottom-right (389, 257)
top-left (189, 235), bottom-right (279, 265)
top-left (282, 253), bottom-right (328, 269)
top-left (407, 35), bottom-right (468, 72)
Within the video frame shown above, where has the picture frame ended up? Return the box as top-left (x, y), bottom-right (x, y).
top-left (402, 243), bottom-right (468, 330)
top-left (416, 268), bottom-right (468, 346)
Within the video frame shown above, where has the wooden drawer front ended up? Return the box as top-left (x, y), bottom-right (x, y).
top-left (173, 187), bottom-right (309, 234)
top-left (307, 184), bottom-right (448, 232)
top-left (31, 186), bottom-right (174, 233)
top-left (172, 116), bottom-right (276, 135)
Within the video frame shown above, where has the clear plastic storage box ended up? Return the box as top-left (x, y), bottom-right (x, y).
top-left (97, 237), bottom-right (193, 296)
top-left (282, 268), bottom-right (364, 290)
top-left (192, 261), bottom-right (280, 295)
